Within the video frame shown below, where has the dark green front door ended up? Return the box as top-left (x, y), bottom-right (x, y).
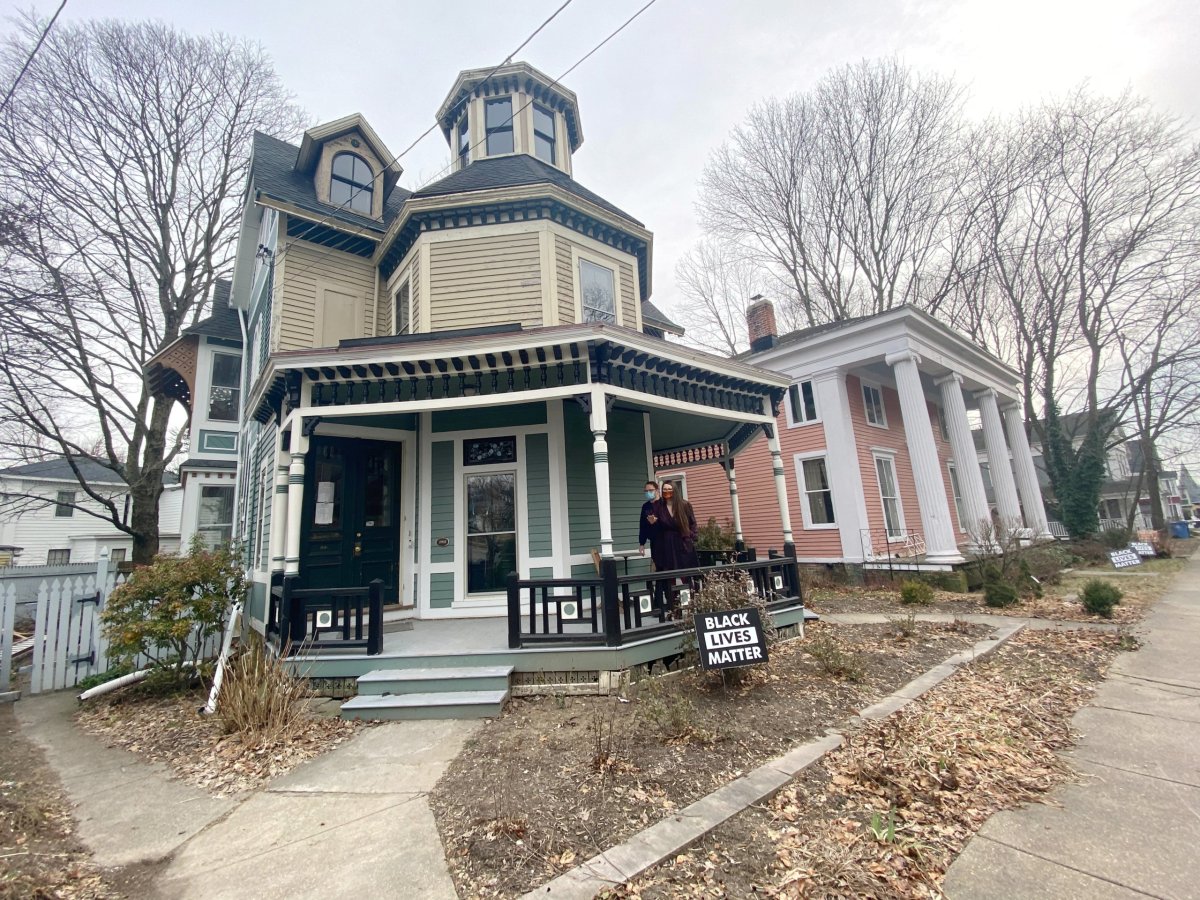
top-left (301, 437), bottom-right (401, 603)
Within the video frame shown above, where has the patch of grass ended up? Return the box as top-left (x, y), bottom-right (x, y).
top-left (805, 634), bottom-right (865, 682)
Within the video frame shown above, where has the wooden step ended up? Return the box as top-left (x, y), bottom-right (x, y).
top-left (340, 689), bottom-right (508, 721)
top-left (356, 665), bottom-right (513, 696)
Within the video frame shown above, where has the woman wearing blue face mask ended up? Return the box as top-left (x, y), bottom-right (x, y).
top-left (639, 481), bottom-right (660, 557)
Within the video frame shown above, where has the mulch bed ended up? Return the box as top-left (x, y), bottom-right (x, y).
top-left (430, 620), bottom-right (989, 899)
top-left (76, 688), bottom-right (361, 797)
top-left (0, 703), bottom-right (155, 899)
top-left (611, 628), bottom-right (1127, 898)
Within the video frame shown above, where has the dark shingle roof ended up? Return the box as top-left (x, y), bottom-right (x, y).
top-left (251, 132), bottom-right (410, 234)
top-left (184, 279), bottom-right (241, 343)
top-left (641, 299), bottom-right (682, 335)
top-left (0, 457), bottom-right (125, 484)
top-left (411, 155), bottom-right (642, 226)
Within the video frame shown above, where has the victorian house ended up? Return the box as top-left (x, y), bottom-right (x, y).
top-left (194, 63), bottom-right (803, 714)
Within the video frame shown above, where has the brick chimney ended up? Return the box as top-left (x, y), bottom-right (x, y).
top-left (746, 295), bottom-right (777, 353)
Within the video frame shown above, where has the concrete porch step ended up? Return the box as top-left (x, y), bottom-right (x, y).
top-left (356, 665), bottom-right (514, 696)
top-left (340, 689), bottom-right (509, 721)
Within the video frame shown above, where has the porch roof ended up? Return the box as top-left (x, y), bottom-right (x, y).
top-left (249, 323), bottom-right (789, 455)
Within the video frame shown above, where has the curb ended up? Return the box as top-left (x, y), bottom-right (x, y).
top-left (523, 622), bottom-right (1026, 899)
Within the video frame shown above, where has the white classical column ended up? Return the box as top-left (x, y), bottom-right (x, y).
top-left (283, 415), bottom-right (308, 577)
top-left (268, 431), bottom-right (290, 575)
top-left (884, 351), bottom-right (962, 563)
top-left (811, 369), bottom-right (871, 562)
top-left (1002, 400), bottom-right (1053, 538)
top-left (589, 387), bottom-right (613, 558)
top-left (764, 425), bottom-right (795, 550)
top-left (723, 458), bottom-right (745, 547)
top-left (974, 388), bottom-right (1023, 528)
top-left (935, 373), bottom-right (991, 541)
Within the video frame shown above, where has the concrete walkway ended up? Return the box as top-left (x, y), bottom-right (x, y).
top-left (18, 693), bottom-right (475, 899)
top-left (943, 553), bottom-right (1200, 899)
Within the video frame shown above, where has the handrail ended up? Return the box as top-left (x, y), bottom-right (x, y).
top-left (274, 576), bottom-right (384, 656)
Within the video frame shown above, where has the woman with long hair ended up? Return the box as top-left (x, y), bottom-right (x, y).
top-left (651, 482), bottom-right (699, 571)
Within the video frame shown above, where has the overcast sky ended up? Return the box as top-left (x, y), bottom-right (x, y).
top-left (5, 0), bottom-right (1199, 319)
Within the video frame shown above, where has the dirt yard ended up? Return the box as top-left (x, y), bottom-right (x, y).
top-left (808, 556), bottom-right (1184, 624)
top-left (610, 628), bottom-right (1128, 899)
top-left (75, 687), bottom-right (361, 797)
top-left (430, 619), bottom-right (990, 899)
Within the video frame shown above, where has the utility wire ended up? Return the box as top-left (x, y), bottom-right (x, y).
top-left (0, 0), bottom-right (68, 115)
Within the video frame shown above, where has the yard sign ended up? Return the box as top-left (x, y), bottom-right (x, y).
top-left (1129, 541), bottom-right (1156, 558)
top-left (694, 607), bottom-right (768, 670)
top-left (1108, 548), bottom-right (1142, 569)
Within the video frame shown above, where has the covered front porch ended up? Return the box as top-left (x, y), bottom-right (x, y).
top-left (246, 322), bottom-right (801, 670)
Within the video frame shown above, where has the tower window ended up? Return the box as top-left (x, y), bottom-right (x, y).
top-left (330, 152), bottom-right (374, 215)
top-left (457, 114), bottom-right (470, 169)
top-left (533, 104), bottom-right (556, 165)
top-left (485, 97), bottom-right (514, 155)
top-left (395, 280), bottom-right (411, 335)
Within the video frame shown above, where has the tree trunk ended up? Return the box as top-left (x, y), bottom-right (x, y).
top-left (129, 396), bottom-right (172, 565)
top-left (1141, 437), bottom-right (1166, 533)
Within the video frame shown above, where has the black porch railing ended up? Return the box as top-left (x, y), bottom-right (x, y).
top-left (505, 546), bottom-right (802, 649)
top-left (268, 576), bottom-right (384, 655)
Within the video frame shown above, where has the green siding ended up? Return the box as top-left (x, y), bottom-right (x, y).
top-left (525, 433), bottom-right (552, 558)
top-left (429, 572), bottom-right (455, 608)
top-left (248, 580), bottom-right (267, 623)
top-left (433, 402), bottom-right (546, 433)
top-left (564, 405), bottom-right (649, 555)
top-left (430, 441), bottom-right (455, 562)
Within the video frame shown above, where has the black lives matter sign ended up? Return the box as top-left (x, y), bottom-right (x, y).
top-left (695, 607), bottom-right (769, 670)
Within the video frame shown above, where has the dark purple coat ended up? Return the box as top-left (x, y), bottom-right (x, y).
top-left (650, 498), bottom-right (699, 571)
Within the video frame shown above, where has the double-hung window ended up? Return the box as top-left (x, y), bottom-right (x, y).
top-left (947, 462), bottom-right (964, 526)
top-left (394, 281), bottom-right (411, 335)
top-left (874, 453), bottom-right (905, 539)
top-left (47, 549), bottom-right (70, 565)
top-left (457, 114), bottom-right (470, 169)
top-left (208, 352), bottom-right (241, 422)
top-left (533, 104), bottom-right (556, 165)
top-left (579, 258), bottom-right (616, 324)
top-left (787, 381), bottom-right (818, 425)
top-left (485, 97), bottom-right (514, 155)
top-left (197, 485), bottom-right (235, 550)
top-left (54, 490), bottom-right (75, 517)
top-left (862, 383), bottom-right (887, 427)
top-left (796, 455), bottom-right (836, 528)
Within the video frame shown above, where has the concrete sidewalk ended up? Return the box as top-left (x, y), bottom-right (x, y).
top-left (943, 553), bottom-right (1200, 899)
top-left (18, 693), bottom-right (474, 899)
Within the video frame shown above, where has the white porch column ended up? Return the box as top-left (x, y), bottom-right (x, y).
top-left (723, 459), bottom-right (745, 546)
top-left (1003, 400), bottom-right (1053, 538)
top-left (268, 431), bottom-right (290, 575)
top-left (811, 369), bottom-right (871, 563)
top-left (283, 416), bottom-right (308, 577)
top-left (764, 425), bottom-right (794, 549)
top-left (936, 373), bottom-right (991, 541)
top-left (589, 387), bottom-right (613, 558)
top-left (975, 388), bottom-right (1023, 528)
top-left (885, 351), bottom-right (962, 564)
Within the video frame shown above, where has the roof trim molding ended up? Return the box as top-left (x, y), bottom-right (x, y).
top-left (435, 61), bottom-right (584, 150)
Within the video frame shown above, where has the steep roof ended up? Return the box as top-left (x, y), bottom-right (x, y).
top-left (641, 299), bottom-right (683, 336)
top-left (250, 132), bottom-right (411, 234)
top-left (183, 279), bottom-right (240, 343)
top-left (411, 155), bottom-right (642, 226)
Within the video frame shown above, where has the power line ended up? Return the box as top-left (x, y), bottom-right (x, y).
top-left (271, 0), bottom-right (577, 267)
top-left (0, 0), bottom-right (68, 115)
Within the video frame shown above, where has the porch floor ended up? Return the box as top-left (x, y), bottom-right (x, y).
top-left (380, 616), bottom-right (509, 656)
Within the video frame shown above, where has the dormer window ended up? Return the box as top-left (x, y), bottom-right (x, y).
top-left (330, 152), bottom-right (373, 214)
top-left (533, 104), bottom-right (556, 165)
top-left (457, 115), bottom-right (470, 168)
top-left (485, 97), bottom-right (514, 155)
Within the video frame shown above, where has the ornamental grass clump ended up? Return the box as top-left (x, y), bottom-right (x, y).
top-left (1080, 579), bottom-right (1123, 618)
top-left (217, 635), bottom-right (312, 740)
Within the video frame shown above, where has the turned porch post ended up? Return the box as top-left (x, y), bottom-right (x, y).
top-left (723, 458), bottom-right (745, 549)
top-left (589, 387), bottom-right (613, 558)
top-left (283, 415), bottom-right (308, 578)
top-left (764, 425), bottom-right (794, 550)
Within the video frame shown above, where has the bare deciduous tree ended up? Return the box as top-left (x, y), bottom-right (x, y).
top-left (0, 16), bottom-right (304, 563)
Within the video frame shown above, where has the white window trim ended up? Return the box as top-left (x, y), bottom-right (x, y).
top-left (785, 380), bottom-right (821, 428)
top-left (862, 381), bottom-right (888, 428)
top-left (794, 451), bottom-right (837, 530)
top-left (571, 245), bottom-right (624, 327)
top-left (655, 470), bottom-right (687, 498)
top-left (872, 450), bottom-right (906, 541)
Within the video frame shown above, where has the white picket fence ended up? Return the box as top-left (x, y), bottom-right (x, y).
top-left (1, 583), bottom-right (16, 694)
top-left (29, 553), bottom-right (127, 694)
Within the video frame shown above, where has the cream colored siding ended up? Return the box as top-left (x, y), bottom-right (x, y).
top-left (275, 235), bottom-right (375, 350)
top-left (428, 233), bottom-right (542, 331)
top-left (555, 236), bottom-right (573, 323)
top-left (618, 260), bottom-right (637, 327)
top-left (376, 276), bottom-right (393, 335)
top-left (410, 261), bottom-right (422, 333)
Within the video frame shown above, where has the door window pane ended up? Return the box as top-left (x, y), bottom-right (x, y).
top-left (312, 444), bottom-right (345, 530)
top-left (466, 472), bottom-right (516, 593)
top-left (363, 447), bottom-right (393, 528)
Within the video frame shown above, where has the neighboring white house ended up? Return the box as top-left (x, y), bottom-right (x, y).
top-left (0, 457), bottom-right (182, 566)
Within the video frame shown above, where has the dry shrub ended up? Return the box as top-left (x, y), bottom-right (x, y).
top-left (805, 633), bottom-right (865, 682)
top-left (637, 676), bottom-right (714, 745)
top-left (217, 635), bottom-right (312, 739)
